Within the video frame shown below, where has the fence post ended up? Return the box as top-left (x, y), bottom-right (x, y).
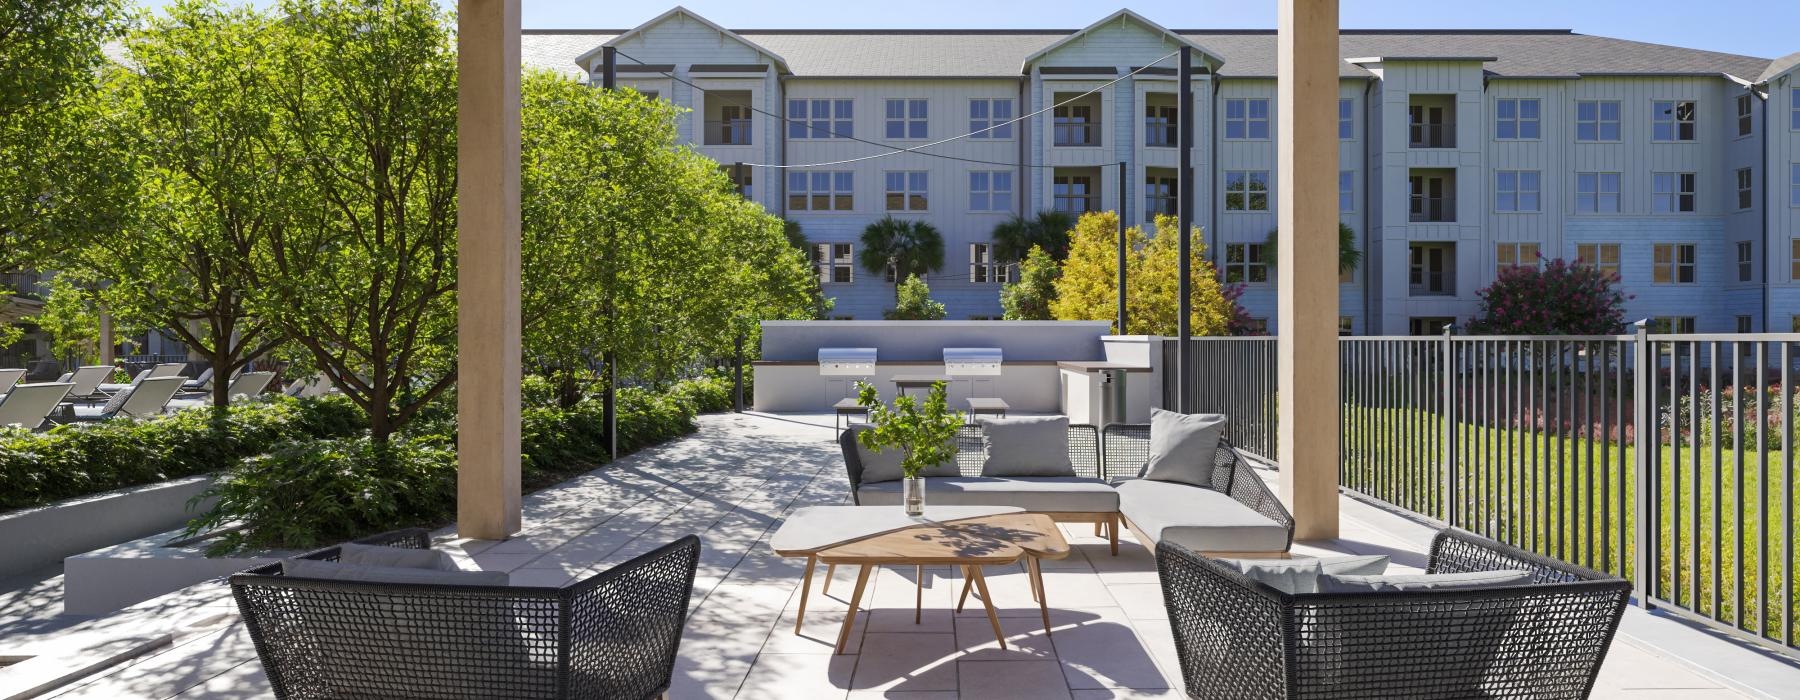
top-left (1631, 319), bottom-right (1652, 609)
top-left (1441, 324), bottom-right (1456, 525)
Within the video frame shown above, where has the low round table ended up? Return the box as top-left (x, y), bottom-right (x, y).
top-left (770, 505), bottom-right (1070, 653)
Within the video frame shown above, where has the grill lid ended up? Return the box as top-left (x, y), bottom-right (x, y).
top-left (818, 347), bottom-right (877, 376)
top-left (943, 347), bottom-right (1002, 376)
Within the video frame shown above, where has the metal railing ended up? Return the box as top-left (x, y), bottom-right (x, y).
top-left (1163, 328), bottom-right (1800, 657)
top-left (1408, 122), bottom-right (1455, 148)
top-left (702, 119), bottom-right (752, 146)
top-left (1054, 123), bottom-right (1098, 147)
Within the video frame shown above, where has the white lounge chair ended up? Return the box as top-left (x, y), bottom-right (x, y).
top-left (0, 382), bottom-right (75, 430)
top-left (284, 373), bottom-right (334, 398)
top-left (182, 367), bottom-right (215, 393)
top-left (60, 365), bottom-right (116, 401)
top-left (0, 369), bottom-right (24, 394)
top-left (225, 371), bottom-right (276, 401)
top-left (74, 375), bottom-right (187, 421)
top-left (99, 363), bottom-right (186, 394)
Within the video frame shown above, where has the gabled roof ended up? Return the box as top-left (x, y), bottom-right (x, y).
top-left (1020, 9), bottom-right (1221, 74)
top-left (574, 6), bottom-right (790, 74)
top-left (1759, 50), bottom-right (1800, 83)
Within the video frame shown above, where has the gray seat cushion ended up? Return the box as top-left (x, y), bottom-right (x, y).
top-left (857, 476), bottom-right (1118, 512)
top-left (1318, 569), bottom-right (1532, 593)
top-left (978, 416), bottom-right (1075, 477)
top-left (336, 542), bottom-right (459, 571)
top-left (283, 558), bottom-right (509, 586)
top-left (1144, 409), bottom-right (1227, 487)
top-left (1225, 555), bottom-right (1389, 594)
top-left (849, 423), bottom-right (960, 482)
top-left (1117, 479), bottom-right (1288, 552)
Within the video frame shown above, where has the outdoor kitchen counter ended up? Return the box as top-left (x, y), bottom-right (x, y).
top-left (1055, 361), bottom-right (1152, 372)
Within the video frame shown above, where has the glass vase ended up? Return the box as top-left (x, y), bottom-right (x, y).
top-left (903, 476), bottom-right (925, 517)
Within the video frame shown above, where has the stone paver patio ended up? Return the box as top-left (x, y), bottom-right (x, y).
top-left (11, 411), bottom-right (1782, 698)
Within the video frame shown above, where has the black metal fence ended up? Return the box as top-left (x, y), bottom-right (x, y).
top-left (1164, 328), bottom-right (1800, 657)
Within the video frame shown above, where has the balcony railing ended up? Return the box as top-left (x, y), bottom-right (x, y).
top-left (1145, 121), bottom-right (1176, 148)
top-left (1409, 122), bottom-right (1455, 148)
top-left (1054, 123), bottom-right (1098, 147)
top-left (703, 119), bottom-right (752, 146)
top-left (1162, 330), bottom-right (1800, 659)
top-left (1410, 196), bottom-right (1456, 223)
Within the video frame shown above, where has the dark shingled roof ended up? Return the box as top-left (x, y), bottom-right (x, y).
top-left (522, 28), bottom-right (1772, 82)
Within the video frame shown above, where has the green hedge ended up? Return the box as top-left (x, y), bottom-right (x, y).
top-left (0, 396), bottom-right (366, 511)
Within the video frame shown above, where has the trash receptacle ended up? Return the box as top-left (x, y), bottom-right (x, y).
top-left (1098, 368), bottom-right (1127, 428)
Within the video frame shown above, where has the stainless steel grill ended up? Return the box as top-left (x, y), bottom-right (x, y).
top-left (817, 347), bottom-right (877, 376)
top-left (942, 347), bottom-right (1002, 376)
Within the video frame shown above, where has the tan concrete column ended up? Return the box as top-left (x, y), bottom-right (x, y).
top-left (455, 0), bottom-right (522, 540)
top-left (1277, 0), bottom-right (1341, 540)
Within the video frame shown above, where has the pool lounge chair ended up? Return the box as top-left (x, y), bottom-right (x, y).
top-left (0, 382), bottom-right (76, 430)
top-left (56, 365), bottom-right (115, 401)
top-left (181, 367), bottom-right (215, 393)
top-left (72, 375), bottom-right (187, 421)
top-left (224, 371), bottom-right (276, 400)
top-left (0, 368), bottom-right (24, 394)
top-left (99, 363), bottom-right (186, 394)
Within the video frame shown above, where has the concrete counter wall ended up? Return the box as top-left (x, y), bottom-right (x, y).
top-left (760, 320), bottom-right (1113, 363)
top-left (753, 362), bottom-right (1065, 413)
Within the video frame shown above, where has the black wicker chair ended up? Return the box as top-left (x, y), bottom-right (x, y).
top-left (1101, 423), bottom-right (1294, 550)
top-left (840, 423), bottom-right (1102, 499)
top-left (1157, 527), bottom-right (1631, 699)
top-left (231, 528), bottom-right (701, 700)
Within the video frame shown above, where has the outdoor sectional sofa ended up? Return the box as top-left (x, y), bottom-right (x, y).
top-left (839, 420), bottom-right (1295, 557)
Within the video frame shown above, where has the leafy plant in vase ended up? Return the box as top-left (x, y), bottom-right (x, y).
top-left (854, 380), bottom-right (963, 516)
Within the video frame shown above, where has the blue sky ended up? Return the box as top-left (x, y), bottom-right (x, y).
top-left (135, 1), bottom-right (1796, 60)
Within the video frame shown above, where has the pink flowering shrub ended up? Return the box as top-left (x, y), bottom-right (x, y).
top-left (1468, 257), bottom-right (1629, 335)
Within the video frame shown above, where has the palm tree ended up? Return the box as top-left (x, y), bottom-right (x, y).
top-left (782, 218), bottom-right (807, 252)
top-left (990, 210), bottom-right (1076, 263)
top-left (1261, 222), bottom-right (1362, 276)
top-left (860, 216), bottom-right (944, 296)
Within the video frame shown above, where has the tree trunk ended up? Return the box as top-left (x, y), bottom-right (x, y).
top-left (210, 346), bottom-right (233, 409)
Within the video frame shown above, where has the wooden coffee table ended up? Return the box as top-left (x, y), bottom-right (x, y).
top-left (771, 506), bottom-right (1070, 653)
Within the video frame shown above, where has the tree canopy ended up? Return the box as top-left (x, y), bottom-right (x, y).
top-left (885, 274), bottom-right (947, 320)
top-left (1468, 258), bottom-right (1628, 335)
top-left (859, 216), bottom-right (943, 291)
top-left (1000, 245), bottom-right (1058, 320)
top-left (1050, 212), bottom-right (1235, 336)
top-left (990, 210), bottom-right (1075, 263)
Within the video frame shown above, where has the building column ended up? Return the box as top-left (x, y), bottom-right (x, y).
top-left (1277, 0), bottom-right (1341, 540)
top-left (455, 0), bottom-right (522, 540)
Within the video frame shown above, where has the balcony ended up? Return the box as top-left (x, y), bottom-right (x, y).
top-left (704, 119), bottom-right (753, 146)
top-left (1052, 167), bottom-right (1100, 215)
top-left (1409, 168), bottom-right (1456, 223)
top-left (1052, 92), bottom-right (1102, 147)
top-left (703, 90), bottom-right (754, 146)
top-left (1144, 93), bottom-right (1177, 148)
top-left (1408, 94), bottom-right (1456, 149)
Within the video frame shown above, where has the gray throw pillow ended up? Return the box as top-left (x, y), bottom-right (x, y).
top-left (1229, 555), bottom-right (1389, 594)
top-left (849, 423), bottom-right (960, 483)
top-left (1144, 409), bottom-right (1227, 488)
top-left (1318, 569), bottom-right (1532, 594)
top-left (336, 542), bottom-right (458, 571)
top-left (283, 558), bottom-right (510, 586)
top-left (979, 416), bottom-right (1074, 477)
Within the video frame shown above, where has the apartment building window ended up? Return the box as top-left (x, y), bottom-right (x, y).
top-left (1339, 316), bottom-right (1354, 335)
top-left (1793, 88), bottom-right (1800, 130)
top-left (884, 99), bottom-right (927, 139)
top-left (1791, 163), bottom-right (1800, 206)
top-left (1409, 243), bottom-right (1455, 296)
top-left (1652, 243), bottom-right (1696, 284)
top-left (1224, 243), bottom-right (1269, 283)
top-left (1736, 168), bottom-right (1754, 210)
top-left (1794, 315), bottom-right (1800, 333)
top-left (714, 105), bottom-right (752, 145)
top-left (1053, 104), bottom-right (1096, 146)
top-left (1652, 172), bottom-right (1696, 213)
top-left (1650, 317), bottom-right (1696, 334)
top-left (1410, 317), bottom-right (1455, 336)
top-left (1338, 98), bottom-right (1353, 139)
top-left (1145, 175), bottom-right (1177, 218)
top-left (1737, 94), bottom-right (1754, 137)
top-left (1145, 103), bottom-right (1177, 147)
top-left (788, 171), bottom-right (854, 211)
top-left (1224, 170), bottom-right (1270, 211)
top-left (1738, 241), bottom-right (1754, 282)
top-left (720, 164), bottom-right (751, 198)
top-left (969, 99), bottom-right (1014, 139)
top-left (1496, 242), bottom-right (1540, 276)
top-left (1338, 171), bottom-right (1354, 212)
top-left (1576, 100), bottom-right (1621, 141)
top-left (970, 243), bottom-right (1010, 284)
top-left (1224, 98), bottom-right (1270, 140)
top-left (1576, 173), bottom-right (1621, 213)
top-left (1792, 238), bottom-right (1800, 280)
top-left (1053, 175), bottom-right (1095, 214)
top-left (885, 171), bottom-right (927, 211)
top-left (1737, 316), bottom-right (1753, 333)
top-left (811, 243), bottom-right (854, 283)
top-left (788, 99), bottom-right (853, 139)
top-left (1495, 171), bottom-right (1541, 212)
top-left (1495, 98), bottom-right (1540, 139)
top-left (969, 171), bottom-right (1013, 212)
top-left (1652, 100), bottom-right (1696, 142)
top-left (1576, 243), bottom-right (1621, 278)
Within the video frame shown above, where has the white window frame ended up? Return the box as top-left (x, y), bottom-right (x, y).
top-left (969, 171), bottom-right (1012, 212)
top-left (1792, 88), bottom-right (1800, 131)
top-left (1576, 243), bottom-right (1622, 279)
top-left (1338, 98), bottom-right (1353, 140)
top-left (1736, 168), bottom-right (1754, 210)
top-left (1652, 172), bottom-right (1697, 213)
top-left (1224, 170), bottom-right (1270, 212)
top-left (884, 98), bottom-right (927, 140)
top-left (1738, 240), bottom-right (1754, 282)
top-left (1495, 242), bottom-right (1541, 276)
top-left (1652, 99), bottom-right (1697, 142)
top-left (1145, 102), bottom-right (1177, 148)
top-left (969, 98), bottom-right (1014, 139)
top-left (1652, 243), bottom-right (1697, 285)
top-left (788, 98), bottom-right (853, 139)
top-left (1494, 170), bottom-right (1541, 213)
top-left (1338, 171), bottom-right (1354, 213)
top-left (1737, 94), bottom-right (1754, 137)
top-left (811, 243), bottom-right (855, 284)
top-left (1575, 172), bottom-right (1621, 213)
top-left (1791, 163), bottom-right (1800, 207)
top-left (884, 171), bottom-right (928, 212)
top-left (969, 243), bottom-right (1010, 284)
top-left (1224, 243), bottom-right (1270, 284)
top-left (1576, 100), bottom-right (1621, 142)
top-left (1495, 98), bottom-right (1541, 140)
top-left (1052, 103), bottom-right (1097, 147)
top-left (1145, 174), bottom-right (1177, 219)
top-left (788, 171), bottom-right (854, 211)
top-left (1224, 98), bottom-right (1271, 140)
top-left (1052, 174), bottom-right (1096, 214)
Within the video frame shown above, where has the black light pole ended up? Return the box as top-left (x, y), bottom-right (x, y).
top-left (1116, 161), bottom-right (1128, 336)
top-left (601, 46), bottom-right (618, 459)
top-left (1176, 46), bottom-right (1194, 412)
top-left (733, 325), bottom-right (745, 413)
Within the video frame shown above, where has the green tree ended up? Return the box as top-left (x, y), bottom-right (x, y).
top-left (1468, 258), bottom-right (1628, 335)
top-left (1050, 211), bottom-right (1234, 336)
top-left (884, 274), bottom-right (946, 320)
top-left (990, 210), bottom-right (1075, 263)
top-left (247, 0), bottom-right (459, 442)
top-left (1261, 222), bottom-right (1362, 276)
top-left (1000, 245), bottom-right (1058, 320)
top-left (859, 216), bottom-right (943, 295)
